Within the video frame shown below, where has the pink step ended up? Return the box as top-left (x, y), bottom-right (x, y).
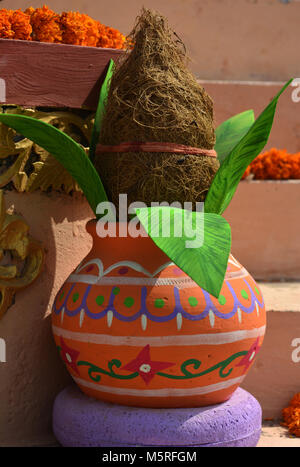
top-left (242, 282), bottom-right (300, 419)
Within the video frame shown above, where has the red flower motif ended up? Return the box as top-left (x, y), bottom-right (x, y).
top-left (236, 338), bottom-right (261, 374)
top-left (60, 337), bottom-right (80, 375)
top-left (121, 345), bottom-right (174, 385)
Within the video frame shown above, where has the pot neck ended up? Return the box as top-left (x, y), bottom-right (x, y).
top-left (85, 219), bottom-right (170, 268)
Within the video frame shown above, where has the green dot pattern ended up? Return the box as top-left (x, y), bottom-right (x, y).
top-left (72, 292), bottom-right (79, 303)
top-left (218, 295), bottom-right (226, 305)
top-left (113, 287), bottom-right (120, 295)
top-left (188, 297), bottom-right (198, 307)
top-left (241, 289), bottom-right (249, 299)
top-left (95, 295), bottom-right (104, 306)
top-left (124, 297), bottom-right (134, 308)
top-left (255, 286), bottom-right (260, 295)
top-left (155, 299), bottom-right (165, 308)
top-left (59, 291), bottom-right (64, 301)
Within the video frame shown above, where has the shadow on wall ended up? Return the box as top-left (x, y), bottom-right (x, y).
top-left (0, 190), bottom-right (93, 446)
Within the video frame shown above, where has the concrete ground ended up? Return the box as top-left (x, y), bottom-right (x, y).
top-left (258, 421), bottom-right (300, 447)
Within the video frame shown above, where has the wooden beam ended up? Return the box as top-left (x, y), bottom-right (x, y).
top-left (0, 39), bottom-right (124, 110)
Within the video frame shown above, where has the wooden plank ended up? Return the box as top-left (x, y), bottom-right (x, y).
top-left (0, 39), bottom-right (124, 110)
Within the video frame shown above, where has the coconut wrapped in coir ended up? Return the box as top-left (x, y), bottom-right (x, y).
top-left (94, 9), bottom-right (219, 209)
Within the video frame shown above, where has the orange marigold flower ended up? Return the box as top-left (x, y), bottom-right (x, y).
top-left (265, 149), bottom-right (292, 179)
top-left (9, 9), bottom-right (32, 41)
top-left (0, 9), bottom-right (14, 39)
top-left (97, 23), bottom-right (110, 48)
top-left (282, 395), bottom-right (300, 437)
top-left (98, 24), bottom-right (126, 49)
top-left (28, 5), bottom-right (62, 43)
top-left (244, 148), bottom-right (300, 180)
top-left (291, 153), bottom-right (300, 179)
top-left (60, 11), bottom-right (99, 47)
top-left (249, 153), bottom-right (267, 179)
top-left (0, 6), bottom-right (126, 49)
top-left (289, 393), bottom-right (300, 407)
top-left (24, 7), bottom-right (35, 16)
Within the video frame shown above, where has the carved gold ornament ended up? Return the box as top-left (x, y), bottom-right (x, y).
top-left (0, 107), bottom-right (93, 193)
top-left (0, 190), bottom-right (44, 319)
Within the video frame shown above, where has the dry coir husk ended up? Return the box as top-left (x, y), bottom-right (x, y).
top-left (94, 9), bottom-right (219, 210)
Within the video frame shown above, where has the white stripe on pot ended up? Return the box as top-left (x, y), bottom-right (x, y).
top-left (52, 325), bottom-right (265, 347)
top-left (74, 258), bottom-right (174, 279)
top-left (67, 274), bottom-right (199, 287)
top-left (67, 268), bottom-right (248, 286)
top-left (72, 375), bottom-right (245, 397)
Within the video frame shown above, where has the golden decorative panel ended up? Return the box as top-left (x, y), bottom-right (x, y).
top-left (0, 190), bottom-right (44, 319)
top-left (0, 107), bottom-right (93, 193)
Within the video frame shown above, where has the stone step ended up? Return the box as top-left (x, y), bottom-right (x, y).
top-left (241, 282), bottom-right (300, 419)
top-left (200, 80), bottom-right (300, 282)
top-left (225, 180), bottom-right (300, 281)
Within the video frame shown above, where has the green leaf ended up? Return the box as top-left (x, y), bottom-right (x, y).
top-left (136, 206), bottom-right (231, 298)
top-left (89, 59), bottom-right (115, 162)
top-left (0, 113), bottom-right (108, 215)
top-left (205, 79), bottom-right (293, 215)
top-left (215, 110), bottom-right (255, 165)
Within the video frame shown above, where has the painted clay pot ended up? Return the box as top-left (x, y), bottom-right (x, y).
top-left (52, 220), bottom-right (266, 408)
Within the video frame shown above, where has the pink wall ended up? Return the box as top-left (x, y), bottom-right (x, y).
top-left (225, 180), bottom-right (300, 280)
top-left (2, 0), bottom-right (300, 81)
top-left (0, 191), bottom-right (93, 446)
top-left (203, 81), bottom-right (300, 153)
top-left (0, 0), bottom-right (298, 444)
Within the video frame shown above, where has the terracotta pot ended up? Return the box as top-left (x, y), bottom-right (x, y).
top-left (51, 220), bottom-right (266, 408)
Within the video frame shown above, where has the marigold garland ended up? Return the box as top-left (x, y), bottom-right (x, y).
top-left (0, 9), bottom-right (32, 40)
top-left (25, 5), bottom-right (62, 43)
top-left (0, 9), bottom-right (13, 39)
top-left (0, 5), bottom-right (126, 49)
top-left (10, 9), bottom-right (32, 41)
top-left (242, 148), bottom-right (300, 180)
top-left (282, 393), bottom-right (300, 437)
top-left (60, 11), bottom-right (99, 47)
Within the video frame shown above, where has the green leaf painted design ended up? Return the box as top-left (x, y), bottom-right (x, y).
top-left (74, 350), bottom-right (248, 382)
top-left (89, 59), bottom-right (115, 162)
top-left (205, 79), bottom-right (293, 215)
top-left (158, 351), bottom-right (247, 379)
top-left (77, 359), bottom-right (139, 382)
top-left (215, 110), bottom-right (255, 165)
top-left (135, 207), bottom-right (231, 298)
top-left (0, 113), bottom-right (108, 215)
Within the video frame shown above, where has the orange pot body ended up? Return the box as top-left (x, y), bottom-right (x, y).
top-left (52, 220), bottom-right (266, 408)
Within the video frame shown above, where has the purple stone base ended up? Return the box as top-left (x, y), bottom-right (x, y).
top-left (52, 385), bottom-right (262, 447)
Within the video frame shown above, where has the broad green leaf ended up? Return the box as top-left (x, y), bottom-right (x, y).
top-left (89, 59), bottom-right (115, 162)
top-left (0, 113), bottom-right (107, 215)
top-left (215, 110), bottom-right (255, 165)
top-left (136, 206), bottom-right (231, 298)
top-left (205, 79), bottom-right (292, 215)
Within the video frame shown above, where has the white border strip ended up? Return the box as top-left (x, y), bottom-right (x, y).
top-left (52, 324), bottom-right (265, 347)
top-left (67, 268), bottom-right (248, 286)
top-left (72, 375), bottom-right (245, 397)
top-left (67, 274), bottom-right (198, 287)
top-left (75, 258), bottom-right (174, 279)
